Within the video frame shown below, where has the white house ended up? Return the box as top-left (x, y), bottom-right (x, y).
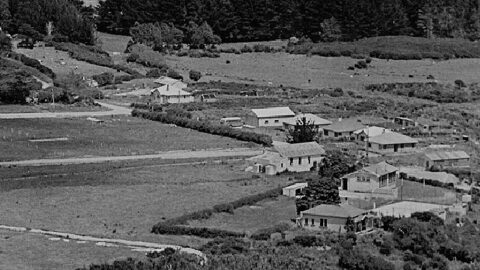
top-left (248, 142), bottom-right (325, 174)
top-left (354, 126), bottom-right (392, 141)
top-left (150, 85), bottom-right (194, 104)
top-left (246, 107), bottom-right (295, 127)
top-left (368, 132), bottom-right (418, 153)
top-left (282, 182), bottom-right (308, 197)
top-left (154, 76), bottom-right (188, 89)
top-left (299, 203), bottom-right (368, 232)
top-left (340, 162), bottom-right (398, 193)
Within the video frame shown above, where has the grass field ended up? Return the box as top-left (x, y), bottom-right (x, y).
top-left (0, 161), bottom-right (289, 245)
top-left (187, 196), bottom-right (296, 233)
top-left (17, 46), bottom-right (124, 77)
top-left (0, 104), bottom-right (107, 113)
top-left (0, 115), bottom-right (255, 161)
top-left (0, 230), bottom-right (141, 270)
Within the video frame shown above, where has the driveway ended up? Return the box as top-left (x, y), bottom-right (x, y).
top-left (0, 102), bottom-right (131, 119)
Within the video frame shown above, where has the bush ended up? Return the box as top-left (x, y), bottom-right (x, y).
top-left (201, 238), bottom-right (250, 255)
top-left (240, 45), bottom-right (253, 53)
top-left (293, 235), bottom-right (322, 247)
top-left (167, 69), bottom-right (183, 80)
top-left (152, 224), bottom-right (245, 238)
top-left (146, 67), bottom-right (168, 78)
top-left (354, 60), bottom-right (367, 69)
top-left (2, 51), bottom-right (55, 79)
top-left (189, 70), bottom-right (202, 81)
top-left (52, 42), bottom-right (113, 67)
top-left (131, 103), bottom-right (163, 112)
top-left (37, 87), bottom-right (69, 103)
top-left (0, 71), bottom-right (41, 104)
top-left (114, 74), bottom-right (136, 83)
top-left (251, 223), bottom-right (291, 241)
top-left (455, 79), bottom-right (467, 88)
top-left (127, 43), bottom-right (168, 69)
top-left (92, 72), bottom-right (114, 86)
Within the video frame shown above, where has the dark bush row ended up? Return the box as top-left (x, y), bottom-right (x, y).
top-left (399, 173), bottom-right (454, 189)
top-left (132, 109), bottom-right (273, 146)
top-left (92, 72), bottom-right (114, 86)
top-left (251, 223), bottom-right (291, 240)
top-left (151, 224), bottom-right (245, 238)
top-left (1, 51), bottom-right (55, 78)
top-left (131, 103), bottom-right (164, 112)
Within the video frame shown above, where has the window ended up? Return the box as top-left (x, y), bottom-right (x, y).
top-left (298, 157), bottom-right (302, 165)
top-left (324, 130), bottom-right (328, 136)
top-left (311, 219), bottom-right (315, 226)
top-left (334, 132), bottom-right (340, 137)
top-left (357, 176), bottom-right (361, 182)
top-left (264, 120), bottom-right (269, 124)
top-left (290, 158), bottom-right (293, 166)
top-left (281, 163), bottom-right (284, 168)
top-left (274, 120), bottom-right (279, 123)
top-left (319, 219), bottom-right (327, 227)
top-left (308, 156), bottom-right (311, 164)
top-left (304, 219), bottom-right (308, 226)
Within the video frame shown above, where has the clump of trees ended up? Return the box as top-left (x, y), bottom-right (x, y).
top-left (286, 117), bottom-right (319, 143)
top-left (189, 70), bottom-right (202, 81)
top-left (0, 70), bottom-right (41, 104)
top-left (1, 0), bottom-right (95, 44)
top-left (295, 177), bottom-right (341, 214)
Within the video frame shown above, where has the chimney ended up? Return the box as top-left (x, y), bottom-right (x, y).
top-left (338, 118), bottom-right (342, 122)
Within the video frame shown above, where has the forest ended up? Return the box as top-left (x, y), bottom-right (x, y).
top-left (96, 0), bottom-right (480, 42)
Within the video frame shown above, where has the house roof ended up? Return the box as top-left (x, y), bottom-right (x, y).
top-left (371, 201), bottom-right (448, 218)
top-left (302, 203), bottom-right (366, 218)
top-left (399, 168), bottom-right (459, 184)
top-left (369, 132), bottom-right (418, 145)
top-left (247, 151), bottom-right (283, 165)
top-left (324, 118), bottom-right (365, 133)
top-left (353, 126), bottom-right (392, 137)
top-left (151, 85), bottom-right (192, 97)
top-left (251, 107), bottom-right (295, 118)
top-left (425, 151), bottom-right (470, 161)
top-left (154, 76), bottom-right (188, 89)
top-left (274, 142), bottom-right (326, 158)
top-left (364, 162), bottom-right (398, 176)
top-left (283, 182), bottom-right (308, 190)
top-left (283, 113), bottom-right (332, 126)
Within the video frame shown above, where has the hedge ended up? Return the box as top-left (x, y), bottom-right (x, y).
top-left (2, 51), bottom-right (55, 78)
top-left (132, 109), bottom-right (273, 146)
top-left (151, 187), bottom-right (282, 238)
top-left (131, 103), bottom-right (163, 112)
top-left (399, 172), bottom-right (454, 189)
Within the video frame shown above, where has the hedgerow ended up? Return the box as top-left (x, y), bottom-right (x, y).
top-left (132, 109), bottom-right (273, 146)
top-left (1, 51), bottom-right (55, 78)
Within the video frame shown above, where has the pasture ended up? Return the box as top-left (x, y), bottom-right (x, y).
top-left (0, 115), bottom-right (256, 161)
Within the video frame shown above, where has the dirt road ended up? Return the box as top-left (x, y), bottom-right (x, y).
top-left (0, 102), bottom-right (131, 119)
top-left (0, 148), bottom-right (263, 167)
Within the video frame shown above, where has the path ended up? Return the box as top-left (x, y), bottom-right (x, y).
top-left (0, 225), bottom-right (205, 259)
top-left (0, 102), bottom-right (131, 119)
top-left (0, 148), bottom-right (263, 167)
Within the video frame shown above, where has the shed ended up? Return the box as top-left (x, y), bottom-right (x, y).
top-left (368, 132), bottom-right (418, 153)
top-left (282, 182), bottom-right (308, 197)
top-left (246, 107), bottom-right (295, 127)
top-left (424, 150), bottom-right (470, 169)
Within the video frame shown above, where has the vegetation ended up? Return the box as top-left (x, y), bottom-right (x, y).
top-left (0, 32), bottom-right (12, 52)
top-left (1, 51), bottom-right (55, 79)
top-left (288, 36), bottom-right (480, 60)
top-left (92, 72), bottom-right (114, 86)
top-left (1, 0), bottom-right (95, 44)
top-left (126, 43), bottom-right (168, 69)
top-left (319, 150), bottom-right (358, 179)
top-left (295, 177), bottom-right (341, 214)
top-left (189, 70), bottom-right (202, 81)
top-left (0, 69), bottom-right (41, 104)
top-left (286, 117), bottom-right (319, 143)
top-left (96, 0), bottom-right (480, 42)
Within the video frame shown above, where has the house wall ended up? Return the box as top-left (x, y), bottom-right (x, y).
top-left (426, 158), bottom-right (470, 169)
top-left (152, 93), bottom-right (194, 104)
top-left (324, 130), bottom-right (354, 139)
top-left (369, 142), bottom-right (416, 153)
top-left (300, 214), bottom-right (349, 232)
top-left (277, 155), bottom-right (323, 173)
top-left (255, 116), bottom-right (295, 127)
top-left (342, 171), bottom-right (397, 192)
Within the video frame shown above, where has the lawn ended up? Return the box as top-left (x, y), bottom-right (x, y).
top-left (0, 230), bottom-right (142, 270)
top-left (0, 104), bottom-right (107, 113)
top-left (187, 196), bottom-right (297, 234)
top-left (0, 161), bottom-right (290, 244)
top-left (0, 115), bottom-right (256, 161)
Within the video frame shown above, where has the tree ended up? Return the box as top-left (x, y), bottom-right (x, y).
top-left (319, 149), bottom-right (358, 179)
top-left (345, 217), bottom-right (356, 232)
top-left (0, 0), bottom-right (11, 29)
top-left (189, 70), bottom-right (202, 81)
top-left (286, 117), bottom-right (319, 143)
top-left (295, 177), bottom-right (340, 214)
top-left (0, 71), bottom-right (41, 104)
top-left (187, 21), bottom-right (222, 48)
top-left (319, 17), bottom-right (342, 42)
top-left (0, 32), bottom-right (12, 52)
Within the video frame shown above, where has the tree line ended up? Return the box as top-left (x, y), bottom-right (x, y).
top-left (96, 0), bottom-right (480, 42)
top-left (0, 0), bottom-right (95, 44)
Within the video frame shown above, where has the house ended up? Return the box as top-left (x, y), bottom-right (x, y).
top-left (282, 113), bottom-right (332, 130)
top-left (368, 132), bottom-right (418, 153)
top-left (370, 201), bottom-right (449, 220)
top-left (154, 76), bottom-right (188, 89)
top-left (394, 117), bottom-right (416, 128)
top-left (220, 117), bottom-right (243, 128)
top-left (416, 117), bottom-right (451, 133)
top-left (245, 107), bottom-right (295, 127)
top-left (299, 203), bottom-right (369, 232)
top-left (282, 183), bottom-right (308, 197)
top-left (198, 93), bottom-right (217, 103)
top-left (323, 119), bottom-right (365, 139)
top-left (248, 142), bottom-right (325, 174)
top-left (354, 126), bottom-right (392, 141)
top-left (340, 162), bottom-right (398, 193)
top-left (424, 150), bottom-right (470, 170)
top-left (150, 85), bottom-right (194, 104)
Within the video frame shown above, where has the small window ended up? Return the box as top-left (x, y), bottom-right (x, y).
top-left (274, 120), bottom-right (279, 123)
top-left (290, 158), bottom-right (293, 166)
top-left (265, 120), bottom-right (269, 124)
top-left (281, 163), bottom-right (284, 168)
top-left (298, 157), bottom-right (302, 165)
top-left (320, 219), bottom-right (324, 227)
top-left (311, 219), bottom-right (315, 226)
top-left (324, 219), bottom-right (328, 227)
top-left (304, 219), bottom-right (308, 226)
top-left (357, 176), bottom-right (361, 182)
top-left (308, 156), bottom-right (311, 164)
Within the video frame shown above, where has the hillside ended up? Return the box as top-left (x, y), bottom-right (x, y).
top-left (83, 0), bottom-right (99, 6)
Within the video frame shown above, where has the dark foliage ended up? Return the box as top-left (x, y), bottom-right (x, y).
top-left (0, 69), bottom-right (41, 104)
top-left (189, 70), bottom-right (202, 81)
top-left (1, 51), bottom-right (55, 78)
top-left (296, 177), bottom-right (341, 214)
top-left (92, 72), bottom-right (114, 86)
top-left (251, 223), bottom-right (291, 240)
top-left (201, 238), bottom-right (250, 255)
top-left (319, 149), bottom-right (358, 179)
top-left (286, 116), bottom-right (319, 144)
top-left (132, 109), bottom-right (273, 146)
top-left (0, 32), bottom-right (12, 52)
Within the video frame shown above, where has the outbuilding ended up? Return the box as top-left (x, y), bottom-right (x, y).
top-left (424, 150), bottom-right (470, 170)
top-left (323, 119), bottom-right (365, 139)
top-left (282, 113), bottom-right (332, 130)
top-left (299, 203), bottom-right (368, 232)
top-left (282, 183), bottom-right (308, 197)
top-left (368, 132), bottom-right (418, 153)
top-left (340, 162), bottom-right (398, 193)
top-left (246, 107), bottom-right (295, 127)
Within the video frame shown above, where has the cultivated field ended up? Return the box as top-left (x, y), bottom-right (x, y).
top-left (0, 230), bottom-right (140, 270)
top-left (16, 46), bottom-right (125, 77)
top-left (0, 115), bottom-right (256, 161)
top-left (0, 161), bottom-right (289, 245)
top-left (187, 196), bottom-right (297, 233)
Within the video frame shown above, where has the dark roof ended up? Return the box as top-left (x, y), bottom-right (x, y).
top-left (369, 132), bottom-right (418, 145)
top-left (302, 203), bottom-right (366, 218)
top-left (274, 142), bottom-right (325, 158)
top-left (324, 119), bottom-right (365, 133)
top-left (364, 162), bottom-right (398, 176)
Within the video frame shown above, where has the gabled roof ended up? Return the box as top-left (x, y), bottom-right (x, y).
top-left (354, 126), bottom-right (392, 137)
top-left (283, 113), bottom-right (332, 126)
top-left (369, 132), bottom-right (418, 145)
top-left (302, 203), bottom-right (366, 218)
top-left (251, 107), bottom-right (295, 118)
top-left (363, 162), bottom-right (398, 176)
top-left (151, 85), bottom-right (192, 97)
top-left (274, 142), bottom-right (325, 158)
top-left (154, 76), bottom-right (188, 89)
top-left (425, 151), bottom-right (470, 161)
top-left (324, 119), bottom-right (365, 133)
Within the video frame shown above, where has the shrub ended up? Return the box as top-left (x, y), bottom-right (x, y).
top-left (128, 43), bottom-right (168, 69)
top-left (293, 235), bottom-right (322, 247)
top-left (114, 74), bottom-right (136, 83)
top-left (201, 238), bottom-right (249, 255)
top-left (52, 42), bottom-right (113, 67)
top-left (92, 72), bottom-right (114, 86)
top-left (251, 223), bottom-right (292, 241)
top-left (37, 87), bottom-right (69, 103)
top-left (240, 45), bottom-right (253, 53)
top-left (151, 224), bottom-right (245, 238)
top-left (189, 70), bottom-right (202, 81)
top-left (354, 60), bottom-right (367, 69)
top-left (2, 51), bottom-right (55, 79)
top-left (167, 69), bottom-right (183, 80)
top-left (0, 71), bottom-right (41, 104)
top-left (146, 67), bottom-right (168, 78)
top-left (455, 79), bottom-right (467, 88)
